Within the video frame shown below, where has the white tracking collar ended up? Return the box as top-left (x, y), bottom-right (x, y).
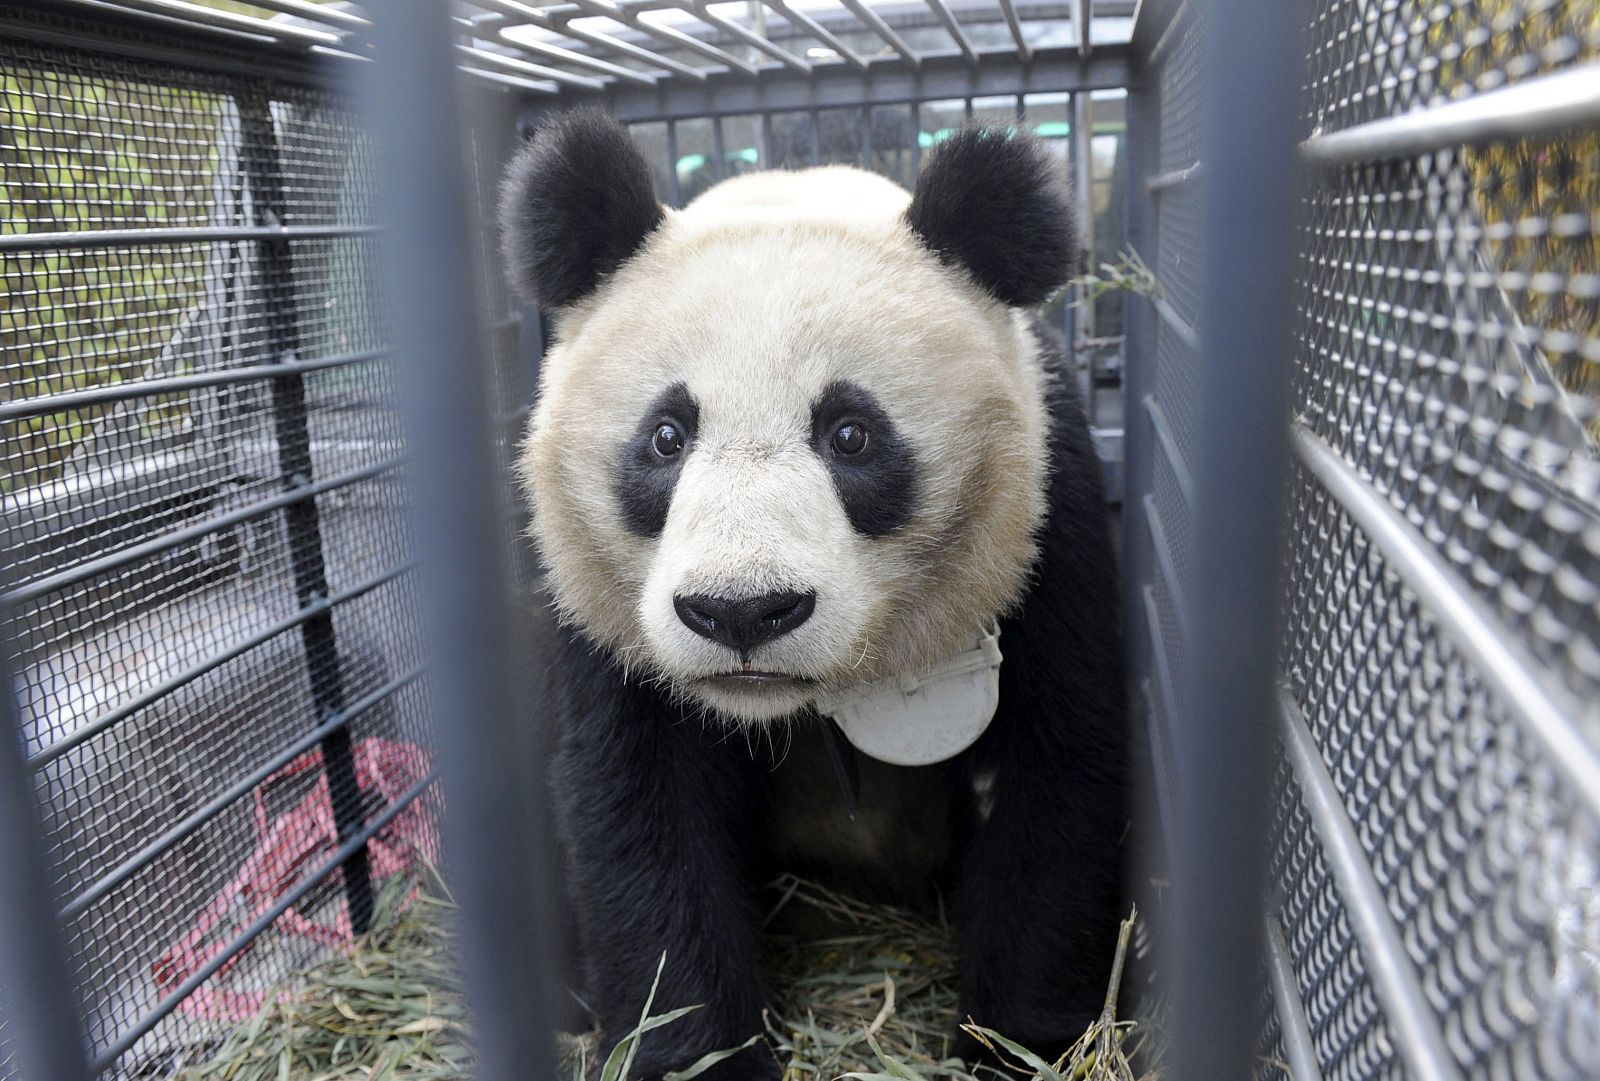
top-left (813, 623), bottom-right (1003, 767)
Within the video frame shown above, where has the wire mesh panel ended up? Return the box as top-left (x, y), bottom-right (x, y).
top-left (0, 8), bottom-right (527, 1075)
top-left (1129, 2), bottom-right (1600, 1080)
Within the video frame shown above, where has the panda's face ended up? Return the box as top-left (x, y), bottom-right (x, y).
top-left (503, 116), bottom-right (1073, 724)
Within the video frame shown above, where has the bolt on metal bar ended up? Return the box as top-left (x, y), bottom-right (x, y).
top-left (238, 92), bottom-right (374, 938)
top-left (1165, 0), bottom-right (1302, 1076)
top-left (565, 0), bottom-right (759, 75)
top-left (27, 561), bottom-right (416, 770)
top-left (1265, 918), bottom-right (1326, 1081)
top-left (60, 663), bottom-right (428, 922)
top-left (675, 0), bottom-right (811, 73)
top-left (469, 0), bottom-right (708, 81)
top-left (1302, 62), bottom-right (1600, 168)
top-left (89, 768), bottom-right (441, 1073)
top-left (1, 456), bottom-right (403, 608)
top-left (358, 2), bottom-right (559, 1079)
top-left (0, 633), bottom-right (91, 1081)
top-left (457, 42), bottom-right (611, 89)
top-left (0, 348), bottom-right (387, 423)
top-left (921, 0), bottom-right (977, 64)
top-left (1292, 423), bottom-right (1600, 819)
top-left (836, 0), bottom-right (919, 66)
top-left (0, 222), bottom-right (379, 252)
top-left (1277, 689), bottom-right (1464, 1081)
top-left (993, 0), bottom-right (1032, 62)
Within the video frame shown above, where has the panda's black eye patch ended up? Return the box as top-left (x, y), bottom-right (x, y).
top-left (616, 381), bottom-right (698, 537)
top-left (811, 381), bottom-right (917, 536)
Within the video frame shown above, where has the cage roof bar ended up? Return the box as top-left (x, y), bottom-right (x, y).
top-left (468, 0), bottom-right (708, 80)
top-left (83, 0), bottom-right (345, 47)
top-left (458, 41), bottom-right (611, 87)
top-left (464, 23), bottom-right (660, 83)
top-left (763, 0), bottom-right (872, 73)
top-left (563, 0), bottom-right (760, 74)
top-left (461, 63), bottom-right (562, 92)
top-left (922, 0), bottom-right (978, 64)
top-left (228, 0), bottom-right (370, 32)
top-left (674, 0), bottom-right (812, 73)
top-left (993, 0), bottom-right (1032, 62)
top-left (836, 0), bottom-right (920, 67)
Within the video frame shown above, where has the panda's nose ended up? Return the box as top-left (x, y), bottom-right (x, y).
top-left (673, 590), bottom-right (816, 657)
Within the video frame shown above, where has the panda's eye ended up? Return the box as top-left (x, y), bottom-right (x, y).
top-left (831, 422), bottom-right (868, 456)
top-left (652, 422), bottom-right (685, 458)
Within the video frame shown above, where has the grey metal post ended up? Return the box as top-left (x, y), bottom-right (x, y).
top-left (357, 3), bottom-right (556, 1079)
top-left (1072, 89), bottom-right (1096, 420)
top-left (1167, 3), bottom-right (1302, 1081)
top-left (0, 642), bottom-right (90, 1081)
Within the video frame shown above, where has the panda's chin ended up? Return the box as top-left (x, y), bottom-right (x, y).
top-left (687, 674), bottom-right (818, 724)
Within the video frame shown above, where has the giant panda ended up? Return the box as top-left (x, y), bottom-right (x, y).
top-left (500, 109), bottom-right (1128, 1080)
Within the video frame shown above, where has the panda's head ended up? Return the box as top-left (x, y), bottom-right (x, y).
top-left (502, 109), bottom-right (1075, 724)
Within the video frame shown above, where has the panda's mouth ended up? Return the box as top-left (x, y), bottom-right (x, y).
top-left (702, 671), bottom-right (815, 689)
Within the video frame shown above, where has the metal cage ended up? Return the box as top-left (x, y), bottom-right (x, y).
top-left (1, 2), bottom-right (1597, 1080)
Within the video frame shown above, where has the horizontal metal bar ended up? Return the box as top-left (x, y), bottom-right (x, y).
top-left (0, 222), bottom-right (379, 252)
top-left (1265, 917), bottom-right (1326, 1081)
top-left (1141, 584), bottom-right (1179, 742)
top-left (59, 663), bottom-right (428, 921)
top-left (1143, 492), bottom-right (1188, 623)
top-left (1, 349), bottom-right (387, 423)
top-left (1151, 295), bottom-right (1201, 353)
top-left (1277, 688), bottom-right (1463, 1081)
top-left (1146, 0), bottom-right (1191, 67)
top-left (457, 42), bottom-right (610, 89)
top-left (595, 44), bottom-right (1133, 121)
top-left (1146, 160), bottom-right (1203, 193)
top-left (468, 22), bottom-right (658, 84)
top-left (1292, 424), bottom-right (1600, 818)
top-left (3, 457), bottom-right (404, 607)
top-left (27, 561), bottom-right (416, 770)
top-left (90, 766), bottom-right (440, 1072)
top-left (764, 0), bottom-right (869, 73)
top-left (228, 0), bottom-right (369, 31)
top-left (1143, 395), bottom-right (1196, 507)
top-left (1303, 62), bottom-right (1600, 167)
top-left (922, 0), bottom-right (977, 64)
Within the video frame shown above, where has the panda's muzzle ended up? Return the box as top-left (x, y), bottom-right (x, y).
top-left (673, 589), bottom-right (816, 659)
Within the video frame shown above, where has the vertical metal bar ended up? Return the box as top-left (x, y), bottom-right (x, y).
top-left (964, 96), bottom-right (973, 120)
top-left (1072, 90), bottom-right (1097, 424)
top-left (666, 118), bottom-right (682, 207)
top-left (0, 638), bottom-right (89, 1081)
top-left (761, 110), bottom-right (774, 167)
top-left (237, 94), bottom-right (374, 937)
top-left (1015, 93), bottom-right (1025, 123)
top-left (357, 4), bottom-right (556, 1080)
top-left (809, 107), bottom-right (821, 165)
top-left (859, 104), bottom-right (871, 170)
top-left (1167, 0), bottom-right (1302, 1078)
top-left (910, 101), bottom-right (922, 178)
top-left (712, 115), bottom-right (727, 181)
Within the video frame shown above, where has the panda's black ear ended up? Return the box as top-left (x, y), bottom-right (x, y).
top-left (499, 109), bottom-right (665, 309)
top-left (905, 127), bottom-right (1077, 307)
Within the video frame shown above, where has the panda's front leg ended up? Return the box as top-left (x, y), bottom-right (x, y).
top-left (551, 633), bottom-right (779, 1081)
top-left (948, 664), bottom-right (1130, 1066)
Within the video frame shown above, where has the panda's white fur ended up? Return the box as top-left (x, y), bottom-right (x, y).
top-left (517, 165), bottom-right (1050, 723)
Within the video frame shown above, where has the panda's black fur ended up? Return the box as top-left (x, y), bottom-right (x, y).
top-left (508, 111), bottom-right (1129, 1080)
